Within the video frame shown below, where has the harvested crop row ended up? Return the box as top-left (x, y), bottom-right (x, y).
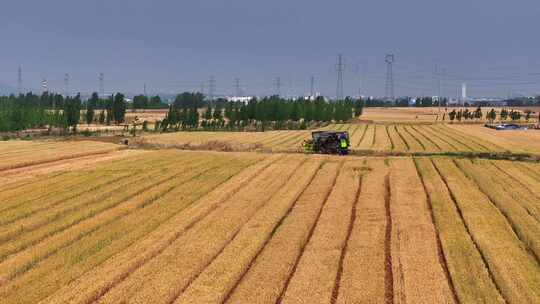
top-left (357, 125), bottom-right (375, 150)
top-left (93, 155), bottom-right (306, 304)
top-left (0, 142), bottom-right (120, 171)
top-left (372, 125), bottom-right (392, 151)
top-left (0, 156), bottom-right (215, 264)
top-left (173, 158), bottom-right (324, 303)
top-left (454, 159), bottom-right (540, 257)
top-left (41, 154), bottom-right (277, 304)
top-left (429, 125), bottom-right (482, 151)
top-left (0, 151), bottom-right (154, 209)
top-left (335, 158), bottom-right (390, 304)
top-left (489, 161), bottom-right (540, 212)
top-left (0, 153), bottom-right (259, 304)
top-left (396, 125), bottom-right (424, 152)
top-left (433, 158), bottom-right (540, 303)
top-left (415, 125), bottom-right (457, 151)
top-left (223, 161), bottom-right (341, 304)
top-left (350, 124), bottom-right (367, 148)
top-left (279, 160), bottom-right (363, 304)
top-left (0, 156), bottom-right (219, 287)
top-left (440, 125), bottom-right (506, 152)
top-left (386, 125), bottom-right (407, 151)
top-left (414, 158), bottom-right (504, 303)
top-left (389, 158), bottom-right (455, 303)
top-left (0, 155), bottom-right (172, 227)
top-left (407, 125), bottom-right (440, 152)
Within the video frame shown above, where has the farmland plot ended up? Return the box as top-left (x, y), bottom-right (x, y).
top-left (141, 122), bottom-right (533, 156)
top-left (1, 147), bottom-right (538, 303)
top-left (0, 140), bottom-right (121, 171)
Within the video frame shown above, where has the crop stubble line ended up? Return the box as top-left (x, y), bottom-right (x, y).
top-left (393, 125), bottom-right (410, 151)
top-left (489, 161), bottom-right (540, 202)
top-left (0, 170), bottom-right (142, 238)
top-left (430, 159), bottom-right (509, 303)
top-left (195, 160), bottom-right (327, 304)
top-left (421, 126), bottom-right (460, 151)
top-left (413, 158), bottom-right (460, 304)
top-left (383, 173), bottom-right (394, 304)
top-left (431, 126), bottom-right (477, 151)
top-left (403, 126), bottom-right (426, 151)
top-left (0, 148), bottom-right (119, 172)
top-left (452, 159), bottom-right (540, 263)
top-left (0, 162), bottom-right (220, 286)
top-left (0, 154), bottom-right (158, 216)
top-left (410, 125), bottom-right (443, 151)
top-left (330, 173), bottom-right (363, 304)
top-left (355, 124), bottom-right (368, 148)
top-left (385, 125), bottom-right (395, 150)
top-left (275, 160), bottom-right (345, 304)
top-left (0, 159), bottom-right (203, 262)
top-left (162, 156), bottom-right (309, 304)
top-left (83, 155), bottom-right (285, 304)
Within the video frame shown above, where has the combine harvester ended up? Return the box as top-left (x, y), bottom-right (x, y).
top-left (302, 131), bottom-right (350, 155)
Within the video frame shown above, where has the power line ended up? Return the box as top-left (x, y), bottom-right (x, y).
top-left (17, 66), bottom-right (22, 94)
top-left (234, 77), bottom-right (241, 96)
top-left (208, 76), bottom-right (216, 101)
top-left (64, 73), bottom-right (70, 97)
top-left (275, 77), bottom-right (281, 97)
top-left (385, 54), bottom-right (395, 100)
top-left (310, 75), bottom-right (315, 97)
top-left (99, 73), bottom-right (104, 98)
top-left (336, 54), bottom-right (344, 100)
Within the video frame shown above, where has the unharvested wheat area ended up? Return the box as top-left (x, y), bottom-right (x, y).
top-left (0, 122), bottom-right (539, 304)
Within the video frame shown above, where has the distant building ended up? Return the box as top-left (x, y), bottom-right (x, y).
top-left (226, 96), bottom-right (252, 103)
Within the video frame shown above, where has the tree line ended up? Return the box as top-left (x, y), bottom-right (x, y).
top-left (0, 92), bottom-right (130, 132)
top-left (158, 94), bottom-right (363, 132)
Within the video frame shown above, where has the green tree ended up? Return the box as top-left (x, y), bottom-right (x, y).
top-left (64, 94), bottom-right (81, 131)
top-left (112, 93), bottom-right (127, 123)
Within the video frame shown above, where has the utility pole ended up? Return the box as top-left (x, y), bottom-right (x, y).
top-left (17, 66), bottom-right (22, 95)
top-left (208, 76), bottom-right (216, 101)
top-left (385, 54), bottom-right (395, 101)
top-left (310, 76), bottom-right (315, 98)
top-left (234, 78), bottom-right (241, 97)
top-left (99, 73), bottom-right (104, 98)
top-left (336, 54), bottom-right (345, 100)
top-left (64, 73), bottom-right (70, 97)
top-left (275, 77), bottom-right (281, 97)
top-left (143, 83), bottom-right (147, 97)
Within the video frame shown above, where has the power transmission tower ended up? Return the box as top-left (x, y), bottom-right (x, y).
top-left (385, 54), bottom-right (395, 100)
top-left (200, 81), bottom-right (206, 95)
top-left (275, 77), bottom-right (281, 97)
top-left (143, 83), bottom-right (147, 97)
top-left (234, 78), bottom-right (241, 96)
top-left (41, 79), bottom-right (48, 94)
top-left (99, 73), bottom-right (104, 98)
top-left (17, 66), bottom-right (22, 94)
top-left (336, 54), bottom-right (345, 100)
top-left (208, 76), bottom-right (216, 101)
top-left (310, 76), bottom-right (315, 98)
top-left (64, 73), bottom-right (70, 97)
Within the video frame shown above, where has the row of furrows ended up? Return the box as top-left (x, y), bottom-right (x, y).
top-left (33, 154), bottom-right (284, 304)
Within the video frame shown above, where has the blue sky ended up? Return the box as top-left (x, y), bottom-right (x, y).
top-left (1, 0), bottom-right (539, 98)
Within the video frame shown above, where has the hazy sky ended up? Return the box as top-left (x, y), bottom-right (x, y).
top-left (1, 0), bottom-right (539, 98)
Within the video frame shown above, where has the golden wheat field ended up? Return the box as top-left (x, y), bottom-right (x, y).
top-left (140, 122), bottom-right (540, 155)
top-left (0, 137), bottom-right (539, 303)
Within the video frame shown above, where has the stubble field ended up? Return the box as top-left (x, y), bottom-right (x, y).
top-left (0, 144), bottom-right (539, 303)
top-left (141, 122), bottom-right (540, 156)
